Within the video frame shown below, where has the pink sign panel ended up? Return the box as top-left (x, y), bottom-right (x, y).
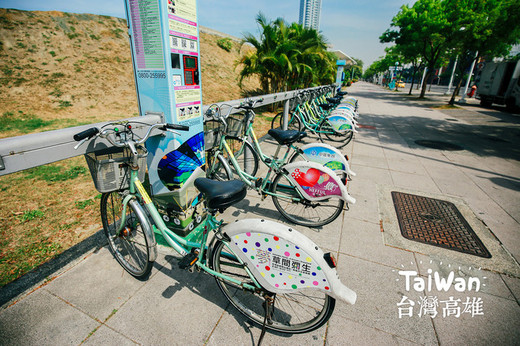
top-left (290, 168), bottom-right (342, 198)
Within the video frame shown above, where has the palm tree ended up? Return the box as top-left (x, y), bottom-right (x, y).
top-left (237, 13), bottom-right (335, 93)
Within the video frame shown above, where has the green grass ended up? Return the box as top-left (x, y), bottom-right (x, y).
top-left (0, 111), bottom-right (55, 133)
top-left (24, 165), bottom-right (87, 183)
top-left (17, 209), bottom-right (45, 222)
top-left (75, 199), bottom-right (94, 209)
top-left (0, 237), bottom-right (62, 287)
top-left (217, 38), bottom-right (233, 52)
top-left (57, 100), bottom-right (73, 108)
top-left (49, 87), bottom-right (63, 97)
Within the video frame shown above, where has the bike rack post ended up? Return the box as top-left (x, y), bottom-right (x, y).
top-left (282, 99), bottom-right (291, 131)
top-left (335, 60), bottom-right (347, 92)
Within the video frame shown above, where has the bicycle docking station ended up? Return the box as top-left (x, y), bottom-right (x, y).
top-left (125, 0), bottom-right (206, 242)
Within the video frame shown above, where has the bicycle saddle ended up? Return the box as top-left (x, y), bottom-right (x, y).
top-left (326, 97), bottom-right (341, 104)
top-left (194, 178), bottom-right (247, 211)
top-left (337, 91), bottom-right (348, 96)
top-left (319, 103), bottom-right (335, 110)
top-left (268, 128), bottom-right (305, 145)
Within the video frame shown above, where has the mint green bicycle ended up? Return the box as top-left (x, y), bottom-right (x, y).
top-left (73, 121), bottom-right (356, 334)
top-left (205, 102), bottom-right (356, 227)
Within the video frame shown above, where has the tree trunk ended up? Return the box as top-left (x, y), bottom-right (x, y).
top-left (419, 68), bottom-right (432, 98)
top-left (409, 66), bottom-right (417, 95)
top-left (449, 77), bottom-right (464, 105)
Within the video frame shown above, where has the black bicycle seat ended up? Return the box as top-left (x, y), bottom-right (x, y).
top-left (337, 91), bottom-right (348, 96)
top-left (326, 97), bottom-right (341, 104)
top-left (268, 128), bottom-right (304, 145)
top-left (194, 178), bottom-right (247, 211)
top-left (319, 103), bottom-right (335, 110)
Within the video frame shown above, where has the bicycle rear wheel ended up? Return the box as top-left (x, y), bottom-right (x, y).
top-left (318, 120), bottom-right (353, 148)
top-left (271, 112), bottom-right (301, 131)
top-left (100, 192), bottom-right (153, 279)
top-left (271, 172), bottom-right (345, 227)
top-left (210, 239), bottom-right (335, 334)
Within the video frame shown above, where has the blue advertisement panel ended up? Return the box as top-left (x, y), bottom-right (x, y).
top-left (125, 0), bottom-right (205, 231)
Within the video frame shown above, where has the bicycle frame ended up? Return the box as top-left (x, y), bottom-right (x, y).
top-left (119, 166), bottom-right (261, 291)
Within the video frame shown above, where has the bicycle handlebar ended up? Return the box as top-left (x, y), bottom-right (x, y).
top-left (161, 123), bottom-right (190, 131)
top-left (73, 127), bottom-right (99, 141)
top-left (73, 121), bottom-right (189, 150)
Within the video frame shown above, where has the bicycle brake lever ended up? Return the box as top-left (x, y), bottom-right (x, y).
top-left (74, 138), bottom-right (88, 150)
top-left (165, 129), bottom-right (181, 136)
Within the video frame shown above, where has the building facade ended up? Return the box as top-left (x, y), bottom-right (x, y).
top-left (299, 0), bottom-right (322, 31)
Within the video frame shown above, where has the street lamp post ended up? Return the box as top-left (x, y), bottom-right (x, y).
top-left (445, 55), bottom-right (458, 95)
top-left (419, 66), bottom-right (428, 90)
top-left (460, 51), bottom-right (478, 103)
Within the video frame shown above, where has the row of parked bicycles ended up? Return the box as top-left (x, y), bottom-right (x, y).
top-left (73, 86), bottom-right (361, 338)
top-left (205, 86), bottom-right (359, 227)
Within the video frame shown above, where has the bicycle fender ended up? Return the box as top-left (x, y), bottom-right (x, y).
top-left (297, 143), bottom-right (356, 177)
top-left (334, 106), bottom-right (358, 119)
top-left (128, 198), bottom-right (158, 262)
top-left (282, 161), bottom-right (356, 204)
top-left (330, 110), bottom-right (359, 127)
top-left (222, 219), bottom-right (357, 305)
top-left (327, 114), bottom-right (358, 133)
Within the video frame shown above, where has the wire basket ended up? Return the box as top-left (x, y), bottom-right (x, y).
top-left (204, 115), bottom-right (245, 150)
top-left (84, 146), bottom-right (147, 193)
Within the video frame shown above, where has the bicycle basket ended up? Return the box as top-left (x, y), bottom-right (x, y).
top-left (203, 115), bottom-right (245, 150)
top-left (204, 119), bottom-right (222, 150)
top-left (84, 146), bottom-right (147, 193)
top-left (226, 116), bottom-right (244, 137)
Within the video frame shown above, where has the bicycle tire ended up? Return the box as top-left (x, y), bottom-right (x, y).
top-left (270, 171), bottom-right (345, 227)
top-left (222, 136), bottom-right (259, 178)
top-left (318, 120), bottom-right (352, 148)
top-left (210, 239), bottom-right (335, 334)
top-left (271, 112), bottom-right (301, 131)
top-left (207, 153), bottom-right (233, 181)
top-left (101, 192), bottom-right (153, 279)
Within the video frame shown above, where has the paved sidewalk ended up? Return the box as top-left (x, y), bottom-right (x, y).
top-left (1, 82), bottom-right (519, 345)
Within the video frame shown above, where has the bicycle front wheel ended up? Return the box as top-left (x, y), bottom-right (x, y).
top-left (100, 192), bottom-right (153, 279)
top-left (271, 172), bottom-right (345, 227)
top-left (210, 239), bottom-right (335, 334)
top-left (222, 136), bottom-right (259, 178)
top-left (207, 153), bottom-right (233, 181)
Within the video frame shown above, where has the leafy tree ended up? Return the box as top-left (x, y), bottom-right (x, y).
top-left (381, 0), bottom-right (455, 98)
top-left (237, 13), bottom-right (335, 94)
top-left (445, 0), bottom-right (520, 104)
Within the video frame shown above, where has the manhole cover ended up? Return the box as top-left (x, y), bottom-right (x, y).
top-left (415, 140), bottom-right (463, 151)
top-left (391, 191), bottom-right (491, 258)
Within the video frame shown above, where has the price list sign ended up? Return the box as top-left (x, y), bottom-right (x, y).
top-left (128, 0), bottom-right (165, 70)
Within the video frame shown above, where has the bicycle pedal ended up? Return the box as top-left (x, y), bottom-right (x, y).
top-left (179, 249), bottom-right (199, 269)
top-left (255, 178), bottom-right (263, 189)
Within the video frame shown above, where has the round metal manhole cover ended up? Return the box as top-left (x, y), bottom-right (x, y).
top-left (414, 140), bottom-right (463, 151)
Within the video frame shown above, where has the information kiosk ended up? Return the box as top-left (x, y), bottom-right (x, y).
top-left (124, 0), bottom-right (205, 237)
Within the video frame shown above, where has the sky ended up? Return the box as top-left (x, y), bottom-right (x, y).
top-left (1, 0), bottom-right (416, 69)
